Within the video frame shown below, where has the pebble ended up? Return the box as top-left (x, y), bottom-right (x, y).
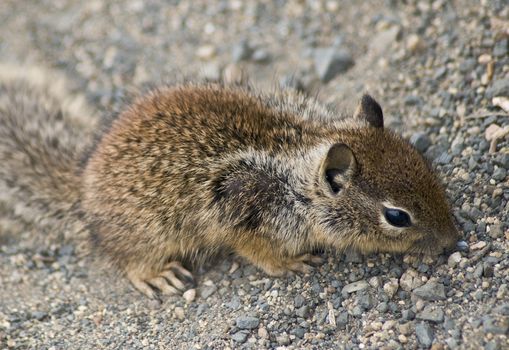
top-left (257, 327), bottom-right (269, 339)
top-left (410, 132), bottom-right (432, 152)
top-left (370, 26), bottom-right (400, 54)
top-left (231, 40), bottom-right (253, 62)
top-left (471, 241), bottom-right (487, 250)
top-left (492, 168), bottom-right (506, 181)
top-left (447, 252), bottom-right (462, 268)
top-left (417, 305), bottom-right (445, 323)
top-left (313, 47), bottom-right (354, 83)
top-left (174, 307), bottom-right (185, 321)
top-left (488, 224), bottom-right (503, 239)
top-left (415, 322), bottom-right (434, 347)
top-left (196, 45), bottom-right (216, 59)
top-left (401, 309), bottom-right (416, 321)
top-left (200, 63), bottom-right (221, 81)
top-left (200, 284), bottom-right (217, 298)
top-left (252, 49), bottom-right (270, 63)
top-left (412, 281), bottom-right (446, 301)
top-left (342, 280), bottom-right (369, 294)
top-left (383, 278), bottom-right (399, 299)
top-left (400, 269), bottom-right (423, 292)
top-left (294, 294), bottom-right (305, 308)
top-left (183, 289), bottom-right (196, 303)
top-left (296, 305), bottom-right (310, 318)
top-left (406, 34), bottom-right (425, 53)
top-left (276, 333), bottom-right (290, 346)
top-left (493, 153), bottom-right (509, 169)
top-left (485, 79), bottom-right (509, 99)
top-left (236, 316), bottom-right (260, 330)
top-left (483, 316), bottom-right (509, 334)
top-left (231, 330), bottom-right (249, 343)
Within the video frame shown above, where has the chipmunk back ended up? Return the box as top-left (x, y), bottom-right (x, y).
top-left (82, 83), bottom-right (461, 298)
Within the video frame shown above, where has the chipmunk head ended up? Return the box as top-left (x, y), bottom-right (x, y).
top-left (312, 95), bottom-right (461, 255)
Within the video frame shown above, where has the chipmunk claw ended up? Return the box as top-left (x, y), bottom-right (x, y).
top-left (127, 261), bottom-right (194, 299)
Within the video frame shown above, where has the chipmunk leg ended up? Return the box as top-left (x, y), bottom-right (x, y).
top-left (233, 238), bottom-right (323, 277)
top-left (126, 262), bottom-right (194, 299)
top-left (284, 253), bottom-right (324, 274)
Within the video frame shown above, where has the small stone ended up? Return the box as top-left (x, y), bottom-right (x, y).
top-left (407, 34), bottom-right (425, 53)
top-left (417, 305), bottom-right (445, 323)
top-left (486, 79), bottom-right (509, 99)
top-left (252, 49), bottom-right (271, 63)
top-left (401, 309), bottom-right (416, 321)
top-left (493, 153), bottom-right (509, 169)
top-left (290, 327), bottom-right (305, 339)
top-left (336, 312), bottom-right (349, 329)
top-left (370, 26), bottom-right (400, 54)
top-left (296, 305), bottom-right (310, 318)
top-left (196, 45), bottom-right (216, 60)
top-left (492, 168), bottom-right (507, 181)
top-left (447, 252), bottom-right (462, 268)
top-left (342, 280), bottom-right (369, 294)
top-left (493, 96), bottom-right (509, 113)
top-left (31, 311), bottom-right (48, 321)
top-left (232, 40), bottom-right (253, 62)
top-left (478, 54), bottom-right (492, 64)
top-left (174, 307), bottom-right (185, 320)
top-left (258, 327), bottom-right (269, 339)
top-left (493, 38), bottom-right (508, 58)
top-left (459, 58), bottom-right (476, 73)
top-left (486, 124), bottom-right (502, 141)
top-left (471, 241), bottom-right (487, 250)
top-left (276, 333), bottom-right (290, 346)
top-left (483, 316), bottom-right (509, 334)
top-left (200, 63), bottom-right (221, 81)
top-left (200, 284), bottom-right (217, 298)
top-left (236, 316), bottom-right (260, 330)
top-left (294, 294), bottom-right (305, 308)
top-left (456, 241), bottom-right (469, 251)
top-left (223, 63), bottom-right (244, 85)
top-left (377, 302), bottom-right (389, 313)
top-left (404, 95), bottom-right (421, 106)
top-left (183, 289), bottom-right (196, 303)
top-left (231, 330), bottom-right (249, 343)
top-left (410, 132), bottom-right (431, 152)
top-left (383, 278), bottom-right (399, 299)
top-left (412, 281), bottom-right (446, 301)
top-left (488, 224), bottom-right (503, 239)
top-left (415, 322), bottom-right (434, 347)
top-left (400, 269), bottom-right (423, 292)
top-left (313, 47), bottom-right (354, 83)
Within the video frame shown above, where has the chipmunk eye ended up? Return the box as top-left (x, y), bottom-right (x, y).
top-left (384, 208), bottom-right (411, 228)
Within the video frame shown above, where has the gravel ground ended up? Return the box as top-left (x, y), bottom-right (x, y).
top-left (1, 0), bottom-right (508, 349)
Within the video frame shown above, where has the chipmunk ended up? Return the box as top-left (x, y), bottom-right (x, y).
top-left (0, 65), bottom-right (461, 299)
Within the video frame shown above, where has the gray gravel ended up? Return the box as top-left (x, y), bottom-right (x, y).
top-left (1, 0), bottom-right (508, 349)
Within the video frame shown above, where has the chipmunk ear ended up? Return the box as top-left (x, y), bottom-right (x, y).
top-left (320, 143), bottom-right (357, 195)
top-left (354, 94), bottom-right (384, 128)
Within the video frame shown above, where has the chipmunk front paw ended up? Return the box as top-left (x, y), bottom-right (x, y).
top-left (257, 253), bottom-right (325, 277)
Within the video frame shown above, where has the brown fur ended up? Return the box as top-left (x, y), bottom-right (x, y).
top-left (82, 83), bottom-right (460, 296)
top-left (0, 69), bottom-right (460, 298)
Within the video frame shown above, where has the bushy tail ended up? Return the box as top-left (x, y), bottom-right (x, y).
top-left (0, 64), bottom-right (98, 239)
